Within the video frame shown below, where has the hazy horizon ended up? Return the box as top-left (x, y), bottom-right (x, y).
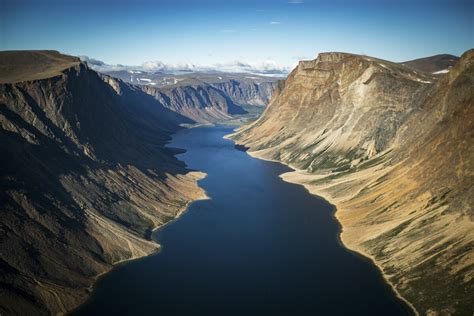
top-left (1, 0), bottom-right (473, 74)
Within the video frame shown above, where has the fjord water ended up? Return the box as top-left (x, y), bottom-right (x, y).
top-left (74, 126), bottom-right (411, 315)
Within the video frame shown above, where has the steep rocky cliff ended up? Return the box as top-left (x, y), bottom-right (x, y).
top-left (0, 51), bottom-right (207, 315)
top-left (206, 77), bottom-right (276, 106)
top-left (141, 79), bottom-right (247, 123)
top-left (230, 50), bottom-right (473, 315)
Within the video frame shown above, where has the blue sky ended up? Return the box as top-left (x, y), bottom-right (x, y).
top-left (1, 0), bottom-right (472, 72)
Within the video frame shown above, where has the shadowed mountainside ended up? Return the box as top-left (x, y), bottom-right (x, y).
top-left (0, 51), bottom-right (207, 315)
top-left (230, 50), bottom-right (473, 315)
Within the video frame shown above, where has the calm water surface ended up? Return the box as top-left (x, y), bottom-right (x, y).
top-left (73, 126), bottom-right (411, 315)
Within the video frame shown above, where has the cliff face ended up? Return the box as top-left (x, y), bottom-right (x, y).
top-left (230, 50), bottom-right (474, 315)
top-left (209, 79), bottom-right (275, 106)
top-left (141, 80), bottom-right (247, 123)
top-left (0, 51), bottom-right (206, 315)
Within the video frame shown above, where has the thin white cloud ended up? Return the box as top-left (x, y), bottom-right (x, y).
top-left (287, 0), bottom-right (304, 4)
top-left (270, 21), bottom-right (281, 25)
top-left (211, 60), bottom-right (291, 75)
top-left (80, 56), bottom-right (291, 76)
top-left (220, 29), bottom-right (236, 33)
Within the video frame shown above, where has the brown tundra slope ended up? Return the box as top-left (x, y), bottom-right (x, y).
top-left (230, 50), bottom-right (473, 315)
top-left (0, 51), bottom-right (206, 315)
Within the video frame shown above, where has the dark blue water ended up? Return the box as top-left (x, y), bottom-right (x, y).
top-left (73, 126), bottom-right (411, 316)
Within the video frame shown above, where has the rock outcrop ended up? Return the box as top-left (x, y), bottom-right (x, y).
top-left (0, 51), bottom-right (207, 315)
top-left (230, 50), bottom-right (474, 315)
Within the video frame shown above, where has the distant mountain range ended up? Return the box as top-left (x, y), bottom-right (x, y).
top-left (101, 70), bottom-right (277, 123)
top-left (230, 50), bottom-right (473, 315)
top-left (95, 70), bottom-right (277, 123)
top-left (102, 69), bottom-right (277, 88)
